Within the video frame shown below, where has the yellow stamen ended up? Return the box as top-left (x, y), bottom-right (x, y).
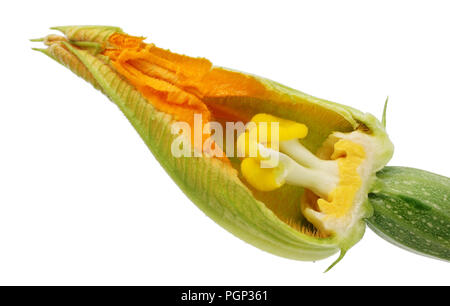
top-left (241, 158), bottom-right (285, 191)
top-left (251, 113), bottom-right (308, 143)
top-left (237, 113), bottom-right (308, 157)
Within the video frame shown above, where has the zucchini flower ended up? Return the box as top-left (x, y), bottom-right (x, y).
top-left (32, 26), bottom-right (447, 269)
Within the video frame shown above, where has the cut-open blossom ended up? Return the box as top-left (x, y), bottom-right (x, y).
top-left (32, 26), bottom-right (395, 267)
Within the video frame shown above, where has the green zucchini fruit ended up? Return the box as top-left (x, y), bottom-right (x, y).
top-left (367, 166), bottom-right (450, 261)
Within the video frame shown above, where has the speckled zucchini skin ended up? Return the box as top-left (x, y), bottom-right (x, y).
top-left (367, 166), bottom-right (450, 261)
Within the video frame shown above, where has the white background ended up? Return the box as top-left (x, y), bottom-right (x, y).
top-left (1, 0), bottom-right (449, 285)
